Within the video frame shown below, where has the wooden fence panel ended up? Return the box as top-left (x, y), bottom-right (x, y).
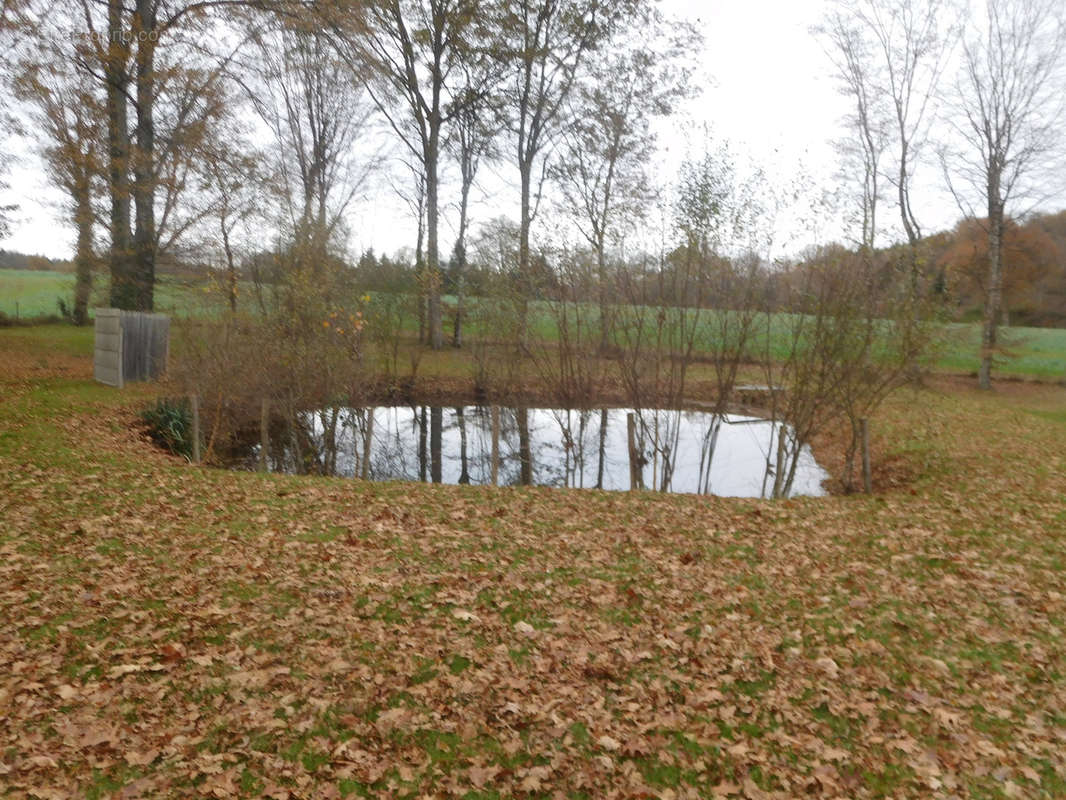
top-left (121, 312), bottom-right (169, 382)
top-left (94, 308), bottom-right (170, 387)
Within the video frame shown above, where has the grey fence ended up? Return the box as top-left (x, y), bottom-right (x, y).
top-left (94, 308), bottom-right (170, 387)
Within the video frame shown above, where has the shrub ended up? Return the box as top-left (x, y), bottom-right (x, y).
top-left (140, 397), bottom-right (193, 459)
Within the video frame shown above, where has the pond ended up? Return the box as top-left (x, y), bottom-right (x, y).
top-left (266, 406), bottom-right (827, 498)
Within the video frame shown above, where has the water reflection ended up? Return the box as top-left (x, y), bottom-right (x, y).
top-left (285, 406), bottom-right (827, 498)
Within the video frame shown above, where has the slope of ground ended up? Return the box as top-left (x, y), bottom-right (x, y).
top-left (0, 328), bottom-right (1064, 799)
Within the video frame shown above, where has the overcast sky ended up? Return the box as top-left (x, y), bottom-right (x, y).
top-left (0, 0), bottom-right (995, 262)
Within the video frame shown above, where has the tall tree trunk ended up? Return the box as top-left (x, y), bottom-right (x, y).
top-left (896, 141), bottom-right (923, 324)
top-left (896, 143), bottom-right (923, 377)
top-left (106, 0), bottom-right (134, 309)
top-left (979, 196), bottom-right (1004, 390)
top-left (597, 241), bottom-right (610, 352)
top-left (452, 249), bottom-right (464, 348)
top-left (72, 179), bottom-right (93, 326)
top-left (452, 179), bottom-right (471, 348)
top-left (517, 160), bottom-right (532, 348)
top-left (415, 204), bottom-right (426, 345)
top-left (131, 0), bottom-right (157, 311)
top-left (221, 222), bottom-right (237, 312)
top-left (426, 132), bottom-right (442, 349)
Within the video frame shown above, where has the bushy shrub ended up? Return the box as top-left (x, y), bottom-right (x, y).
top-left (140, 397), bottom-right (193, 459)
top-left (168, 254), bottom-right (370, 469)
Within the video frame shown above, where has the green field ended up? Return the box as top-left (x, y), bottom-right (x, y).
top-left (0, 268), bottom-right (81, 318)
top-left (939, 323), bottom-right (1066, 380)
top-left (3, 267), bottom-right (1065, 380)
top-left (0, 268), bottom-right (219, 319)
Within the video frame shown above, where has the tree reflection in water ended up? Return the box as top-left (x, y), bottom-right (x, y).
top-left (275, 406), bottom-right (828, 498)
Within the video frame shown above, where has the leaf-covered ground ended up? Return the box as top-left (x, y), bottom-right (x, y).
top-left (1, 333), bottom-right (1065, 799)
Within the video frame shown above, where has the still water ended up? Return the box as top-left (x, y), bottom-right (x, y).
top-left (287, 406), bottom-right (827, 498)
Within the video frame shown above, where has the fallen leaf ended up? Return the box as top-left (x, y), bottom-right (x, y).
top-left (814, 656), bottom-right (839, 679)
top-left (124, 748), bottom-right (159, 767)
top-left (468, 764), bottom-right (499, 788)
top-left (513, 620), bottom-right (536, 636)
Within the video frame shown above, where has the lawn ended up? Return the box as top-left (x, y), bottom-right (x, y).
top-left (1, 326), bottom-right (1065, 798)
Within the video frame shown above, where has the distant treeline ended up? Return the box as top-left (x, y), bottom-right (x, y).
top-left (785, 209), bottom-right (1066, 328)
top-left (920, 209), bottom-right (1066, 327)
top-left (0, 250), bottom-right (71, 271)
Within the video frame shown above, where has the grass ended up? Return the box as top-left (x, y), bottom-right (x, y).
top-left (0, 268), bottom-right (76, 318)
top-left (0, 268), bottom-right (226, 320)
top-left (938, 322), bottom-right (1066, 379)
top-left (1, 325), bottom-right (1065, 797)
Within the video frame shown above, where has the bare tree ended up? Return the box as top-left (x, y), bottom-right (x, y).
top-left (820, 0), bottom-right (958, 283)
top-left (199, 125), bottom-right (262, 312)
top-left (817, 9), bottom-right (890, 250)
top-left (502, 0), bottom-right (611, 344)
top-left (552, 15), bottom-right (694, 350)
top-left (246, 21), bottom-right (376, 267)
top-left (389, 155), bottom-right (428, 342)
top-left (526, 245), bottom-right (606, 409)
top-left (348, 0), bottom-right (502, 350)
top-left (942, 0), bottom-right (1066, 388)
top-left (447, 75), bottom-right (503, 347)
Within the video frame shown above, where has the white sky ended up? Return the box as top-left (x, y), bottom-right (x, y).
top-left (0, 0), bottom-right (996, 262)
